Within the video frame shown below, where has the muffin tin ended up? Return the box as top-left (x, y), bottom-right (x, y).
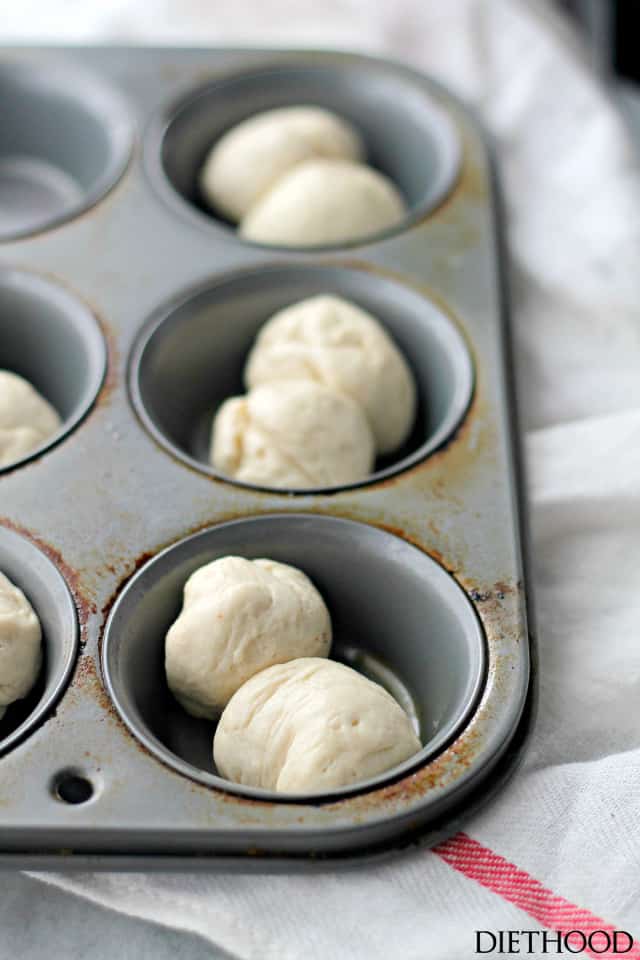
top-left (0, 46), bottom-right (533, 867)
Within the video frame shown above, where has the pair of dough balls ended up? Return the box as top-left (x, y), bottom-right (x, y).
top-left (199, 106), bottom-right (407, 246)
top-left (165, 556), bottom-right (420, 793)
top-left (210, 294), bottom-right (417, 489)
top-left (0, 371), bottom-right (61, 468)
top-left (0, 571), bottom-right (42, 721)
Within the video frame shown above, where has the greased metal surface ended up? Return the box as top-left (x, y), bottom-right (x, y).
top-left (0, 46), bottom-right (532, 867)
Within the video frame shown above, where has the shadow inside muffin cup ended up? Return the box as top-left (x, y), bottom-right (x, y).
top-left (0, 525), bottom-right (78, 755)
top-left (0, 60), bottom-right (132, 241)
top-left (0, 269), bottom-right (107, 474)
top-left (130, 263), bottom-right (474, 493)
top-left (151, 58), bottom-right (461, 247)
top-left (102, 515), bottom-right (486, 801)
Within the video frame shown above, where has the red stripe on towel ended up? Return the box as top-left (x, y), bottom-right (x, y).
top-left (434, 833), bottom-right (640, 958)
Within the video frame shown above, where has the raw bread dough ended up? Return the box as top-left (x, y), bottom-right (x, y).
top-left (0, 570), bottom-right (43, 720)
top-left (214, 657), bottom-right (421, 793)
top-left (200, 106), bottom-right (364, 222)
top-left (165, 557), bottom-right (331, 718)
top-left (245, 294), bottom-right (417, 454)
top-left (240, 159), bottom-right (407, 247)
top-left (209, 380), bottom-right (374, 489)
top-left (0, 370), bottom-right (61, 468)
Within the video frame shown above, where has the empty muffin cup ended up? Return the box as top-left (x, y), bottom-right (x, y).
top-left (130, 263), bottom-right (474, 493)
top-left (0, 525), bottom-right (79, 755)
top-left (149, 57), bottom-right (461, 247)
top-left (102, 514), bottom-right (486, 801)
top-left (0, 60), bottom-right (133, 241)
top-left (0, 269), bottom-right (107, 473)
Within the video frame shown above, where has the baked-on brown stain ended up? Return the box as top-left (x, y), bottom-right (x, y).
top-left (93, 320), bottom-right (119, 410)
top-left (0, 517), bottom-right (96, 644)
top-left (32, 280), bottom-right (119, 414)
top-left (418, 133), bottom-right (488, 225)
top-left (318, 576), bottom-right (522, 815)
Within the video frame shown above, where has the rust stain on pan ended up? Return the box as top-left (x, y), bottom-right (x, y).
top-left (32, 272), bottom-right (119, 413)
top-left (98, 551), bottom-right (155, 628)
top-left (71, 654), bottom-right (115, 717)
top-left (321, 574), bottom-right (521, 816)
top-left (320, 258), bottom-right (478, 343)
top-left (420, 135), bottom-right (488, 226)
top-left (92, 320), bottom-right (119, 410)
top-left (322, 720), bottom-right (484, 816)
top-left (66, 651), bottom-right (210, 791)
top-left (67, 652), bottom-right (178, 781)
top-left (372, 390), bottom-right (486, 493)
top-left (0, 517), bottom-right (96, 644)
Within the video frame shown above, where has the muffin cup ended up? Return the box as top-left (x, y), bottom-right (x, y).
top-left (130, 263), bottom-right (474, 493)
top-left (0, 525), bottom-right (79, 755)
top-left (148, 57), bottom-right (461, 248)
top-left (0, 59), bottom-right (133, 241)
top-left (0, 268), bottom-right (107, 473)
top-left (102, 514), bottom-right (486, 801)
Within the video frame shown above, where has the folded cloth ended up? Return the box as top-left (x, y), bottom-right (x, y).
top-left (14, 0), bottom-right (640, 955)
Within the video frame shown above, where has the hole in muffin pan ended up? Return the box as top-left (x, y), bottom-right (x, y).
top-left (0, 60), bottom-right (133, 241)
top-left (52, 771), bottom-right (94, 805)
top-left (0, 268), bottom-right (107, 474)
top-left (0, 525), bottom-right (79, 756)
top-left (102, 515), bottom-right (486, 802)
top-left (130, 264), bottom-right (474, 493)
top-left (150, 59), bottom-right (461, 248)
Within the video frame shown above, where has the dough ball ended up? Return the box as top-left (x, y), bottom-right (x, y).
top-left (0, 370), bottom-right (61, 468)
top-left (214, 658), bottom-right (421, 793)
top-left (165, 557), bottom-right (331, 718)
top-left (240, 160), bottom-right (407, 247)
top-left (200, 106), bottom-right (364, 222)
top-left (246, 294), bottom-right (417, 454)
top-left (209, 380), bottom-right (374, 489)
top-left (0, 571), bottom-right (43, 717)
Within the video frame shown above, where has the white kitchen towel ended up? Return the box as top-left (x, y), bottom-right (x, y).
top-left (8, 0), bottom-right (640, 955)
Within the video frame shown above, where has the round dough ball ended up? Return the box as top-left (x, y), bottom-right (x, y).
top-left (214, 658), bottom-right (421, 793)
top-left (246, 294), bottom-right (417, 455)
top-left (200, 106), bottom-right (364, 222)
top-left (0, 370), bottom-right (61, 468)
top-left (240, 159), bottom-right (407, 247)
top-left (165, 557), bottom-right (331, 719)
top-left (209, 380), bottom-right (374, 489)
top-left (0, 571), bottom-right (43, 718)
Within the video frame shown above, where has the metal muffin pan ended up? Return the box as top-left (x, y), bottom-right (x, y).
top-left (0, 46), bottom-right (532, 868)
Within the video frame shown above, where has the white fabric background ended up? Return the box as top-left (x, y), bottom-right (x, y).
top-left (2, 0), bottom-right (640, 956)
